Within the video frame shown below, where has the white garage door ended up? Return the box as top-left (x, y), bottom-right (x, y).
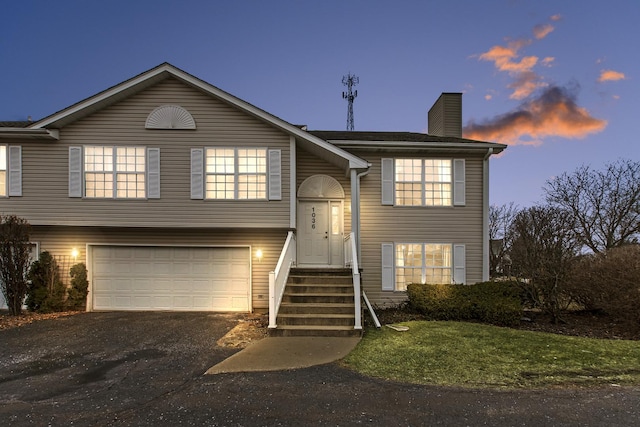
top-left (91, 246), bottom-right (250, 311)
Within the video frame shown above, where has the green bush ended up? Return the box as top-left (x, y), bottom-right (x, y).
top-left (407, 281), bottom-right (523, 326)
top-left (67, 263), bottom-right (89, 310)
top-left (26, 251), bottom-right (66, 313)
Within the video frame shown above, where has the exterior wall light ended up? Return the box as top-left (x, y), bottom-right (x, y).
top-left (255, 249), bottom-right (263, 262)
top-left (71, 248), bottom-right (79, 260)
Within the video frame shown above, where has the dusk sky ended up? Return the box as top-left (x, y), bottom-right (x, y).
top-left (1, 0), bottom-right (637, 207)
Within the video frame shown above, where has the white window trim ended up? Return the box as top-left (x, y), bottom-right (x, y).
top-left (382, 158), bottom-right (465, 207)
top-left (202, 147), bottom-right (274, 201)
top-left (70, 146), bottom-right (158, 199)
top-left (381, 242), bottom-right (466, 291)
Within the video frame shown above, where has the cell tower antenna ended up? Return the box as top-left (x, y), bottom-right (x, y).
top-left (342, 72), bottom-right (359, 131)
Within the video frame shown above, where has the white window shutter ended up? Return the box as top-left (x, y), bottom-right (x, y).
top-left (381, 243), bottom-right (395, 291)
top-left (453, 244), bottom-right (466, 284)
top-left (453, 159), bottom-right (465, 206)
top-left (69, 146), bottom-right (83, 198)
top-left (8, 146), bottom-right (22, 196)
top-left (190, 148), bottom-right (204, 200)
top-left (268, 149), bottom-right (282, 200)
top-left (147, 148), bottom-right (160, 199)
top-left (381, 158), bottom-right (394, 205)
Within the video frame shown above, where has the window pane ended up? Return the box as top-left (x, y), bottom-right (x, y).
top-left (331, 205), bottom-right (340, 235)
top-left (116, 173), bottom-right (145, 198)
top-left (85, 172), bottom-right (114, 198)
top-left (396, 183), bottom-right (422, 206)
top-left (206, 148), bottom-right (235, 173)
top-left (237, 174), bottom-right (266, 199)
top-left (424, 159), bottom-right (451, 182)
top-left (425, 183), bottom-right (452, 206)
top-left (85, 146), bottom-right (113, 172)
top-left (0, 171), bottom-right (6, 197)
top-left (395, 159), bottom-right (422, 182)
top-left (238, 148), bottom-right (267, 173)
top-left (116, 147), bottom-right (145, 173)
top-left (206, 175), bottom-right (235, 199)
top-left (0, 146), bottom-right (6, 170)
top-left (395, 244), bottom-right (423, 291)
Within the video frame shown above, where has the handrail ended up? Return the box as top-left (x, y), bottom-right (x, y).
top-left (268, 231), bottom-right (296, 329)
top-left (345, 232), bottom-right (362, 330)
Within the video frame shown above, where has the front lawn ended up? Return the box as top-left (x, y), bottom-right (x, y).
top-left (342, 321), bottom-right (640, 389)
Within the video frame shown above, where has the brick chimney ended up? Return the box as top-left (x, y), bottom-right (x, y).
top-left (428, 92), bottom-right (462, 138)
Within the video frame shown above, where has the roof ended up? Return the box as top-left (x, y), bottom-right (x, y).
top-left (309, 130), bottom-right (507, 154)
top-left (0, 121), bottom-right (31, 128)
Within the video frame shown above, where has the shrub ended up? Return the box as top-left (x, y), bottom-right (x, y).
top-left (67, 263), bottom-right (89, 310)
top-left (407, 281), bottom-right (523, 326)
top-left (0, 215), bottom-right (31, 315)
top-left (26, 251), bottom-right (66, 313)
top-left (567, 245), bottom-right (640, 327)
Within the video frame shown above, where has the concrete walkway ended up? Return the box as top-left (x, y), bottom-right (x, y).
top-left (205, 336), bottom-right (361, 374)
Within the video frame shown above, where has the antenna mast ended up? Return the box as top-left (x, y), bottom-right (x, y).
top-left (342, 73), bottom-right (359, 131)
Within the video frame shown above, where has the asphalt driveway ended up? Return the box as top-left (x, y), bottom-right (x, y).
top-left (1, 312), bottom-right (639, 426)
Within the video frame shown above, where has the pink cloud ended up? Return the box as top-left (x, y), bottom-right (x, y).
top-left (598, 69), bottom-right (626, 82)
top-left (463, 86), bottom-right (607, 146)
top-left (533, 23), bottom-right (554, 39)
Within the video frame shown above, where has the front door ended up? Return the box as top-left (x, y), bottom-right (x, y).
top-left (298, 201), bottom-right (343, 265)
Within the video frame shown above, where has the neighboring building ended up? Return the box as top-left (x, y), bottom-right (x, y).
top-left (0, 64), bottom-right (505, 327)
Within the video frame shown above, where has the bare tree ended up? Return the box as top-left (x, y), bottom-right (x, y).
top-left (489, 202), bottom-right (518, 277)
top-left (509, 206), bottom-right (579, 323)
top-left (544, 159), bottom-right (640, 253)
top-left (0, 215), bottom-right (31, 316)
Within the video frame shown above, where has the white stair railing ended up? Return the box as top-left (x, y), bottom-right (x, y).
top-left (344, 232), bottom-right (362, 330)
top-left (268, 231), bottom-right (296, 329)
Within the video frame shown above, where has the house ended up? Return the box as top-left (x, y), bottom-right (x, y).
top-left (0, 63), bottom-right (505, 332)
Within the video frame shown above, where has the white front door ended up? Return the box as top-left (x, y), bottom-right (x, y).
top-left (298, 201), bottom-right (343, 266)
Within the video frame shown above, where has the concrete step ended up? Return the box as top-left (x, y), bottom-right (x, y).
top-left (276, 313), bottom-right (355, 327)
top-left (290, 268), bottom-right (352, 276)
top-left (288, 275), bottom-right (354, 285)
top-left (285, 283), bottom-right (353, 294)
top-left (281, 293), bottom-right (354, 304)
top-left (278, 302), bottom-right (355, 315)
top-left (269, 325), bottom-right (362, 338)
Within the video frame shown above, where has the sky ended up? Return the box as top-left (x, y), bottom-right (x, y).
top-left (1, 0), bottom-right (638, 207)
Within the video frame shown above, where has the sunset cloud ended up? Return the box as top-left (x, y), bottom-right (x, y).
top-left (475, 15), bottom-right (566, 103)
top-left (463, 86), bottom-right (607, 146)
top-left (533, 23), bottom-right (554, 39)
top-left (598, 69), bottom-right (626, 82)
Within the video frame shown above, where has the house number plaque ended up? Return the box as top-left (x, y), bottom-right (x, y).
top-left (311, 206), bottom-right (316, 229)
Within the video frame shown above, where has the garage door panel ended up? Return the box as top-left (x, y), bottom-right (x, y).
top-left (91, 246), bottom-right (250, 311)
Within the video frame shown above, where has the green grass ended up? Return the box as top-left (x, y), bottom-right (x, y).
top-left (342, 321), bottom-right (640, 389)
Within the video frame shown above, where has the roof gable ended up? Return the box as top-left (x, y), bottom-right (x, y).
top-left (29, 63), bottom-right (368, 171)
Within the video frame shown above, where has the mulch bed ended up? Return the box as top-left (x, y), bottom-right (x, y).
top-left (0, 310), bottom-right (82, 330)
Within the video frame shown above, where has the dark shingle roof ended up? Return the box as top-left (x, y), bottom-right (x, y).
top-left (308, 130), bottom-right (485, 144)
top-left (0, 121), bottom-right (32, 128)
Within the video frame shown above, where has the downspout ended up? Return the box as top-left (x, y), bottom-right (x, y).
top-left (482, 148), bottom-right (493, 282)
top-left (350, 167), bottom-right (370, 266)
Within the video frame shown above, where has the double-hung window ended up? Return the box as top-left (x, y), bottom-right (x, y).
top-left (395, 243), bottom-right (452, 291)
top-left (83, 146), bottom-right (146, 199)
top-left (382, 158), bottom-right (465, 206)
top-left (395, 159), bottom-right (452, 206)
top-left (0, 146), bottom-right (6, 196)
top-left (205, 148), bottom-right (267, 200)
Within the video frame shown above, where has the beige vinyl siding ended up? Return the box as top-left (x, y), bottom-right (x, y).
top-left (4, 78), bottom-right (290, 228)
top-left (356, 152), bottom-right (485, 305)
top-left (296, 147), bottom-right (352, 233)
top-left (30, 225), bottom-right (287, 310)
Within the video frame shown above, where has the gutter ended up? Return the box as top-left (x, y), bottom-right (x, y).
top-left (0, 128), bottom-right (60, 140)
top-left (482, 148), bottom-right (494, 282)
